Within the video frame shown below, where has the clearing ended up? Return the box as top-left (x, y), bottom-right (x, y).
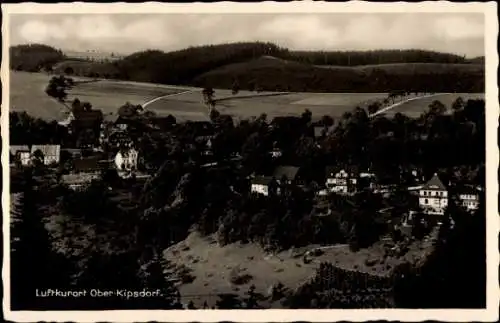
top-left (163, 230), bottom-right (437, 308)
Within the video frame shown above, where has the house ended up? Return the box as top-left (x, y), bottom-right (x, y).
top-left (457, 186), bottom-right (480, 212)
top-left (269, 148), bottom-right (283, 158)
top-left (250, 176), bottom-right (277, 196)
top-left (31, 145), bottom-right (61, 165)
top-left (418, 173), bottom-right (448, 215)
top-left (61, 173), bottom-right (101, 191)
top-left (325, 166), bottom-right (360, 195)
top-left (9, 145), bottom-right (31, 166)
top-left (114, 146), bottom-right (139, 178)
top-left (70, 110), bottom-right (104, 133)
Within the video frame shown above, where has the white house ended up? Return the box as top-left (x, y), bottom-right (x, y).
top-left (251, 177), bottom-right (270, 196)
top-left (10, 145), bottom-right (31, 166)
top-left (418, 173), bottom-right (448, 215)
top-left (325, 166), bottom-right (359, 195)
top-left (458, 186), bottom-right (480, 212)
top-left (114, 147), bottom-right (138, 177)
top-left (270, 148), bottom-right (283, 158)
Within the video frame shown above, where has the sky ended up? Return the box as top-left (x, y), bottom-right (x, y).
top-left (9, 13), bottom-right (485, 57)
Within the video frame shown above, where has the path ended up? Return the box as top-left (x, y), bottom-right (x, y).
top-left (142, 90), bottom-right (197, 108)
top-left (370, 93), bottom-right (443, 118)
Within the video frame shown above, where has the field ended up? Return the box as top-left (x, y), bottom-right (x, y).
top-left (10, 71), bottom-right (484, 122)
top-left (381, 93), bottom-right (485, 118)
top-left (9, 71), bottom-right (186, 121)
top-left (164, 230), bottom-right (437, 308)
top-left (145, 91), bottom-right (389, 122)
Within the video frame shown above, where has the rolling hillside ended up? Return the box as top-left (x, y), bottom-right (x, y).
top-left (11, 42), bottom-right (485, 93)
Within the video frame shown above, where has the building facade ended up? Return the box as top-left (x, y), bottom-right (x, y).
top-left (418, 173), bottom-right (448, 215)
top-left (325, 167), bottom-right (358, 195)
top-left (114, 147), bottom-right (139, 178)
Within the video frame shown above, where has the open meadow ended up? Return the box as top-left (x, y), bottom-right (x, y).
top-left (164, 230), bottom-right (437, 308)
top-left (381, 93), bottom-right (485, 118)
top-left (10, 71), bottom-right (484, 122)
top-left (9, 71), bottom-right (186, 121)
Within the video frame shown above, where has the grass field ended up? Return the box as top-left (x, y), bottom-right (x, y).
top-left (145, 91), bottom-right (390, 122)
top-left (381, 93), bottom-right (485, 118)
top-left (164, 231), bottom-right (436, 308)
top-left (9, 71), bottom-right (185, 121)
top-left (10, 71), bottom-right (484, 123)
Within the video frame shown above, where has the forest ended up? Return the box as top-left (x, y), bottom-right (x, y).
top-left (10, 42), bottom-right (485, 93)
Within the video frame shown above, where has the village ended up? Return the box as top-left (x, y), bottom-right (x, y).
top-left (10, 95), bottom-right (482, 231)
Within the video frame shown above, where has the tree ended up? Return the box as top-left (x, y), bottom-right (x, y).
top-left (71, 98), bottom-right (84, 113)
top-left (32, 149), bottom-right (44, 166)
top-left (216, 293), bottom-right (242, 309)
top-left (244, 284), bottom-right (260, 308)
top-left (320, 115), bottom-right (334, 127)
top-left (209, 108), bottom-right (221, 123)
top-left (45, 76), bottom-right (69, 102)
top-left (451, 97), bottom-right (465, 111)
top-left (231, 79), bottom-right (240, 95)
top-left (82, 102), bottom-right (92, 112)
top-left (367, 102), bottom-right (381, 115)
top-left (301, 109), bottom-right (312, 124)
top-left (428, 100), bottom-right (446, 116)
top-left (64, 66), bottom-right (74, 75)
top-left (118, 102), bottom-right (140, 117)
top-left (202, 87), bottom-right (215, 106)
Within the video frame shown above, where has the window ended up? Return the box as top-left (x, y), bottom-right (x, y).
top-left (424, 199), bottom-right (428, 204)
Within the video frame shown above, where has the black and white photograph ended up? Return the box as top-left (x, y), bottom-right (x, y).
top-left (1, 2), bottom-right (498, 322)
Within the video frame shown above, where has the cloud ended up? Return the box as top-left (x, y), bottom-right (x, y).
top-left (11, 13), bottom-right (485, 57)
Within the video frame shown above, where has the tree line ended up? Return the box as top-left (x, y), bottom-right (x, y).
top-left (11, 43), bottom-right (484, 93)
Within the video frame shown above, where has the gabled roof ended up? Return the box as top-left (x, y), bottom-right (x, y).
top-left (72, 110), bottom-right (104, 127)
top-left (73, 109), bottom-right (104, 121)
top-left (421, 173), bottom-right (447, 191)
top-left (325, 165), bottom-right (360, 177)
top-left (103, 113), bottom-right (120, 123)
top-left (31, 145), bottom-right (61, 157)
top-left (251, 176), bottom-right (274, 185)
top-left (457, 184), bottom-right (480, 195)
top-left (274, 166), bottom-right (299, 180)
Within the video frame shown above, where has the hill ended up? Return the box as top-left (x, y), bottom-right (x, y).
top-left (194, 56), bottom-right (484, 93)
top-left (11, 42), bottom-right (485, 93)
top-left (10, 44), bottom-right (65, 72)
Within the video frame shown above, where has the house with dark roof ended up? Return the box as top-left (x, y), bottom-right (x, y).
top-left (418, 173), bottom-right (448, 215)
top-left (71, 110), bottom-right (104, 130)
